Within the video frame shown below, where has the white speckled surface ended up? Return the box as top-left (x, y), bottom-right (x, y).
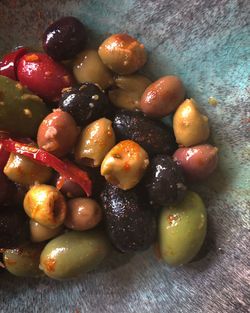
top-left (0, 0), bottom-right (249, 312)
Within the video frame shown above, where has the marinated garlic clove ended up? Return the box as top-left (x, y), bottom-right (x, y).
top-left (73, 50), bottom-right (114, 89)
top-left (23, 185), bottom-right (67, 229)
top-left (75, 118), bottom-right (116, 167)
top-left (109, 74), bottom-right (151, 110)
top-left (173, 98), bottom-right (210, 147)
top-left (101, 140), bottom-right (149, 190)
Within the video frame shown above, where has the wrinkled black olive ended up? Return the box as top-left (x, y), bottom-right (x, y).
top-left (144, 155), bottom-right (187, 207)
top-left (43, 16), bottom-right (87, 61)
top-left (100, 183), bottom-right (156, 253)
top-left (0, 206), bottom-right (29, 248)
top-left (112, 110), bottom-right (177, 155)
top-left (59, 83), bottom-right (111, 126)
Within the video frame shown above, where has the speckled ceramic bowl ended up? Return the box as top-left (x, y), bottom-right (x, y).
top-left (0, 1), bottom-right (249, 312)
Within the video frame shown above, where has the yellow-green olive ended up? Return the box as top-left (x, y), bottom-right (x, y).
top-left (159, 191), bottom-right (207, 266)
top-left (39, 229), bottom-right (111, 279)
top-left (98, 34), bottom-right (147, 75)
top-left (73, 49), bottom-right (114, 89)
top-left (109, 74), bottom-right (151, 110)
top-left (101, 140), bottom-right (149, 190)
top-left (23, 184), bottom-right (67, 229)
top-left (30, 220), bottom-right (63, 242)
top-left (64, 198), bottom-right (102, 231)
top-left (3, 243), bottom-right (44, 277)
top-left (75, 118), bottom-right (116, 167)
top-left (4, 153), bottom-right (52, 186)
top-left (173, 99), bottom-right (210, 146)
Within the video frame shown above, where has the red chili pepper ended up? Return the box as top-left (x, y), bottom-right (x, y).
top-left (0, 138), bottom-right (92, 196)
top-left (0, 47), bottom-right (27, 80)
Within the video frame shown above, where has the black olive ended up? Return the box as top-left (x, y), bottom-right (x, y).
top-left (0, 206), bottom-right (29, 248)
top-left (144, 155), bottom-right (187, 207)
top-left (112, 110), bottom-right (177, 155)
top-left (42, 16), bottom-right (87, 61)
top-left (100, 183), bottom-right (156, 253)
top-left (59, 83), bottom-right (111, 126)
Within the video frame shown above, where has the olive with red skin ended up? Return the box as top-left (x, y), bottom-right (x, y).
top-left (43, 16), bottom-right (87, 61)
top-left (0, 47), bottom-right (27, 80)
top-left (17, 52), bottom-right (74, 103)
top-left (59, 83), bottom-right (111, 126)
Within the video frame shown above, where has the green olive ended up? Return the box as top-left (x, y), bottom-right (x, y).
top-left (4, 153), bottom-right (52, 186)
top-left (30, 220), bottom-right (63, 242)
top-left (3, 243), bottom-right (44, 277)
top-left (159, 191), bottom-right (207, 266)
top-left (0, 75), bottom-right (48, 137)
top-left (23, 185), bottom-right (67, 229)
top-left (40, 230), bottom-right (111, 280)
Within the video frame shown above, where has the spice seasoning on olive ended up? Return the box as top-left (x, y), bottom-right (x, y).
top-left (140, 76), bottom-right (185, 118)
top-left (3, 243), bottom-right (44, 277)
top-left (101, 140), bottom-right (149, 190)
top-left (159, 191), bottom-right (207, 266)
top-left (173, 144), bottom-right (219, 181)
top-left (4, 153), bottom-right (52, 186)
top-left (109, 74), bottom-right (151, 110)
top-left (43, 16), bottom-right (87, 61)
top-left (73, 50), bottom-right (114, 89)
top-left (30, 220), bottom-right (63, 242)
top-left (100, 183), bottom-right (156, 253)
top-left (64, 198), bottom-right (102, 231)
top-left (59, 83), bottom-right (110, 127)
top-left (173, 98), bottom-right (210, 147)
top-left (23, 185), bottom-right (67, 229)
top-left (37, 110), bottom-right (79, 157)
top-left (98, 33), bottom-right (147, 75)
top-left (40, 229), bottom-right (111, 279)
top-left (144, 155), bottom-right (187, 207)
top-left (75, 118), bottom-right (116, 167)
top-left (113, 110), bottom-right (177, 155)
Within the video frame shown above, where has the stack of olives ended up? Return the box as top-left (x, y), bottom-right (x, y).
top-left (0, 16), bottom-right (218, 279)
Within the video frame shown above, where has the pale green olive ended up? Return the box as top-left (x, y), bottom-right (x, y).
top-left (159, 191), bottom-right (207, 266)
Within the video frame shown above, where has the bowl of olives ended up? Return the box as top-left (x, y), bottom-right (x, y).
top-left (0, 1), bottom-right (248, 313)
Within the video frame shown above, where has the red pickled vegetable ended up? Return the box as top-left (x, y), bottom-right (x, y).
top-left (0, 138), bottom-right (92, 196)
top-left (0, 47), bottom-right (27, 80)
top-left (17, 52), bottom-right (75, 102)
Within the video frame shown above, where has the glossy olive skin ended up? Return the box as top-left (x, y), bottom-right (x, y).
top-left (4, 153), bottom-right (52, 186)
top-left (0, 206), bottom-right (28, 248)
top-left (37, 110), bottom-right (79, 157)
top-left (3, 243), bottom-right (44, 277)
top-left (173, 144), bottom-right (219, 181)
top-left (40, 230), bottom-right (111, 279)
top-left (173, 99), bottom-right (210, 147)
top-left (159, 191), bottom-right (207, 266)
top-left (43, 16), bottom-right (87, 61)
top-left (30, 220), bottom-right (63, 242)
top-left (65, 198), bottom-right (102, 231)
top-left (0, 75), bottom-right (48, 137)
top-left (59, 83), bottom-right (111, 127)
top-left (113, 110), bottom-right (177, 155)
top-left (100, 183), bottom-right (156, 253)
top-left (144, 155), bottom-right (187, 207)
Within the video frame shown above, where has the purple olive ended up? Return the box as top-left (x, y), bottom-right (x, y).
top-left (43, 16), bottom-right (87, 61)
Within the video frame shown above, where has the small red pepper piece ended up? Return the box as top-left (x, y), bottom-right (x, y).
top-left (0, 138), bottom-right (92, 196)
top-left (0, 47), bottom-right (27, 80)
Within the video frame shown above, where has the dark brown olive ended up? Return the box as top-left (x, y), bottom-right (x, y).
top-left (55, 175), bottom-right (85, 198)
top-left (43, 16), bottom-right (87, 61)
top-left (0, 206), bottom-right (29, 248)
top-left (112, 110), bottom-right (177, 155)
top-left (144, 155), bottom-right (187, 207)
top-left (100, 183), bottom-right (156, 253)
top-left (59, 83), bottom-right (111, 127)
top-left (0, 174), bottom-right (15, 205)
